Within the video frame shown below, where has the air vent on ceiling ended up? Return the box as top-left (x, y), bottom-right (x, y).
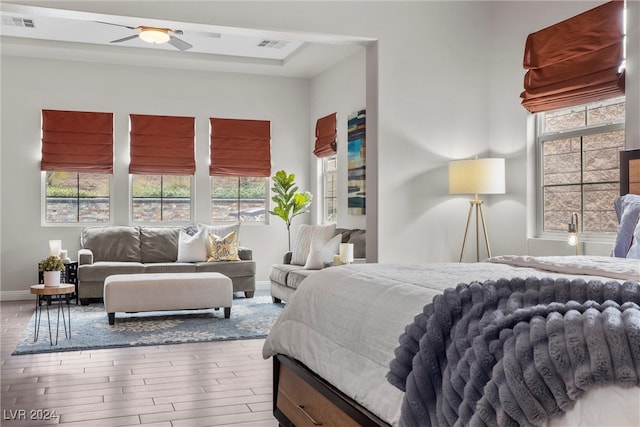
top-left (1, 16), bottom-right (35, 28)
top-left (257, 39), bottom-right (289, 49)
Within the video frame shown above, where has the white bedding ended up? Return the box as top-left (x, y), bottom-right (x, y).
top-left (262, 256), bottom-right (640, 426)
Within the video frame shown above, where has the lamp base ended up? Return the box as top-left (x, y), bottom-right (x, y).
top-left (459, 195), bottom-right (492, 262)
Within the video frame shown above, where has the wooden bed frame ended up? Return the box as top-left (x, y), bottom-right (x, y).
top-left (271, 148), bottom-right (640, 427)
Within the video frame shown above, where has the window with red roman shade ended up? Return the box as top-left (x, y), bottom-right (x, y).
top-left (314, 113), bottom-right (337, 158)
top-left (41, 109), bottom-right (113, 173)
top-left (521, 0), bottom-right (625, 113)
top-left (129, 114), bottom-right (195, 175)
top-left (209, 118), bottom-right (271, 177)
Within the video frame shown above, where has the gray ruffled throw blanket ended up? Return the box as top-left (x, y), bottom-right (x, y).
top-left (387, 277), bottom-right (640, 427)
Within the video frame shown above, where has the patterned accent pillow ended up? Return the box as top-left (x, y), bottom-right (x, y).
top-left (198, 222), bottom-right (240, 258)
top-left (291, 224), bottom-right (337, 266)
top-left (207, 231), bottom-right (241, 262)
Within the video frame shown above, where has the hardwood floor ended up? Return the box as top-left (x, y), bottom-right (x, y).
top-left (0, 286), bottom-right (279, 426)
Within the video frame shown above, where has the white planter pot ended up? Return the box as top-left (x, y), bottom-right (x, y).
top-left (43, 271), bottom-right (61, 287)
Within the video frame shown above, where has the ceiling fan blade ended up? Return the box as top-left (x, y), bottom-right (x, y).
top-left (110, 34), bottom-right (139, 44)
top-left (95, 21), bottom-right (138, 30)
top-left (167, 35), bottom-right (193, 51)
top-left (189, 30), bottom-right (222, 38)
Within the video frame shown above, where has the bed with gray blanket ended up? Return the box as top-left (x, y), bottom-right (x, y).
top-left (262, 256), bottom-right (640, 426)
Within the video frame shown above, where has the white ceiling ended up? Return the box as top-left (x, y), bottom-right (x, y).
top-left (0, 3), bottom-right (372, 77)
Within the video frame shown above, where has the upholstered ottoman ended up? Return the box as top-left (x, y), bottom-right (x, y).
top-left (104, 272), bottom-right (233, 325)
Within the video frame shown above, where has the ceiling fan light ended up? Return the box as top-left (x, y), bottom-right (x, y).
top-left (139, 28), bottom-right (170, 44)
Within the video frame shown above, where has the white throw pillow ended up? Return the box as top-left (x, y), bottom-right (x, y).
top-left (176, 229), bottom-right (208, 262)
top-left (304, 234), bottom-right (342, 270)
top-left (291, 224), bottom-right (337, 266)
top-left (626, 219), bottom-right (640, 258)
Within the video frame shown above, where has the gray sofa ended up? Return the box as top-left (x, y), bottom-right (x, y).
top-left (77, 225), bottom-right (256, 304)
top-left (269, 228), bottom-right (365, 303)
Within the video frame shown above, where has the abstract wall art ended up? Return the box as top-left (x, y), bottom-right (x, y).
top-left (347, 110), bottom-right (366, 215)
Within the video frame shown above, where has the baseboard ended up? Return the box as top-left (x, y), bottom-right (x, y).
top-left (1, 290), bottom-right (31, 302)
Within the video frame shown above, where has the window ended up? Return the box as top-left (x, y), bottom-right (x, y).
top-left (45, 172), bottom-right (110, 223)
top-left (323, 156), bottom-right (337, 223)
top-left (129, 114), bottom-right (195, 223)
top-left (131, 175), bottom-right (191, 222)
top-left (211, 176), bottom-right (267, 222)
top-left (538, 97), bottom-right (625, 237)
top-left (41, 109), bottom-right (113, 224)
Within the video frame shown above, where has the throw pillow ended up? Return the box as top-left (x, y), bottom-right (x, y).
top-left (612, 195), bottom-right (640, 257)
top-left (198, 222), bottom-right (240, 257)
top-left (291, 224), bottom-right (337, 266)
top-left (304, 234), bottom-right (342, 270)
top-left (176, 229), bottom-right (208, 262)
top-left (207, 231), bottom-right (241, 262)
top-left (626, 218), bottom-right (640, 258)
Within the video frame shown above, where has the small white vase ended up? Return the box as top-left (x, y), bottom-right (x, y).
top-left (43, 271), bottom-right (61, 287)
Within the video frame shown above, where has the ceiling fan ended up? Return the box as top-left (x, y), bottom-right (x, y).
top-left (97, 21), bottom-right (218, 51)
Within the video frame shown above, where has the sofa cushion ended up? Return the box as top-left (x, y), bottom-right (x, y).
top-left (291, 224), bottom-right (336, 266)
top-left (269, 263), bottom-right (300, 287)
top-left (139, 227), bottom-right (182, 263)
top-left (78, 261), bottom-right (145, 282)
top-left (195, 260), bottom-right (256, 278)
top-left (177, 229), bottom-right (208, 262)
top-left (81, 226), bottom-right (142, 262)
top-left (286, 269), bottom-right (315, 290)
top-left (143, 263), bottom-right (197, 274)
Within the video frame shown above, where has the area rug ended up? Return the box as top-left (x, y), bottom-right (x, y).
top-left (13, 295), bottom-right (283, 355)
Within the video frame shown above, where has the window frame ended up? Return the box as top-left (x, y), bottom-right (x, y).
top-left (129, 174), bottom-right (194, 225)
top-left (535, 100), bottom-right (625, 242)
top-left (322, 155), bottom-right (337, 224)
top-left (210, 176), bottom-right (269, 224)
top-left (41, 171), bottom-right (113, 226)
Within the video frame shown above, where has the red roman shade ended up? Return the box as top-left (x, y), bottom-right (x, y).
top-left (210, 118), bottom-right (271, 177)
top-left (129, 114), bottom-right (195, 175)
top-left (41, 109), bottom-right (113, 173)
top-left (314, 113), bottom-right (337, 158)
top-left (521, 1), bottom-right (625, 113)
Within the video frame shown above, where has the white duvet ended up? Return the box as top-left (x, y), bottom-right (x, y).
top-left (262, 256), bottom-right (640, 426)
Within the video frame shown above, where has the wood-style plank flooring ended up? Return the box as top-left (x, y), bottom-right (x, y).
top-left (1, 285), bottom-right (279, 426)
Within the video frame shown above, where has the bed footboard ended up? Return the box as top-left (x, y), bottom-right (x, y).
top-left (273, 354), bottom-right (389, 427)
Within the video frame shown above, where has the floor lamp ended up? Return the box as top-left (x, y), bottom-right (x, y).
top-left (449, 158), bottom-right (505, 262)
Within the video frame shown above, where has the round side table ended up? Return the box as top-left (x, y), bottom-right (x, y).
top-left (30, 284), bottom-right (74, 345)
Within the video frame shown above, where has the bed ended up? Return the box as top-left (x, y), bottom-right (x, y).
top-left (262, 149), bottom-right (640, 427)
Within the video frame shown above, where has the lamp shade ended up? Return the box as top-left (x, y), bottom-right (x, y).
top-left (449, 158), bottom-right (505, 195)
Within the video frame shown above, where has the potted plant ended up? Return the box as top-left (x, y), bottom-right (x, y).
top-left (269, 170), bottom-right (313, 251)
top-left (39, 255), bottom-right (65, 287)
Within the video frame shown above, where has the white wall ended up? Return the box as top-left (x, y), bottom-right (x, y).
top-left (0, 56), bottom-right (310, 297)
top-left (309, 49), bottom-right (367, 230)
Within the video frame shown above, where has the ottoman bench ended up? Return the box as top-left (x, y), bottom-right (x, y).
top-left (104, 272), bottom-right (233, 325)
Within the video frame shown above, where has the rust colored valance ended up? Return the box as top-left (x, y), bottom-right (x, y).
top-left (521, 1), bottom-right (625, 113)
top-left (314, 113), bottom-right (337, 158)
top-left (210, 118), bottom-right (271, 177)
top-left (41, 109), bottom-right (113, 173)
top-left (129, 114), bottom-right (195, 175)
